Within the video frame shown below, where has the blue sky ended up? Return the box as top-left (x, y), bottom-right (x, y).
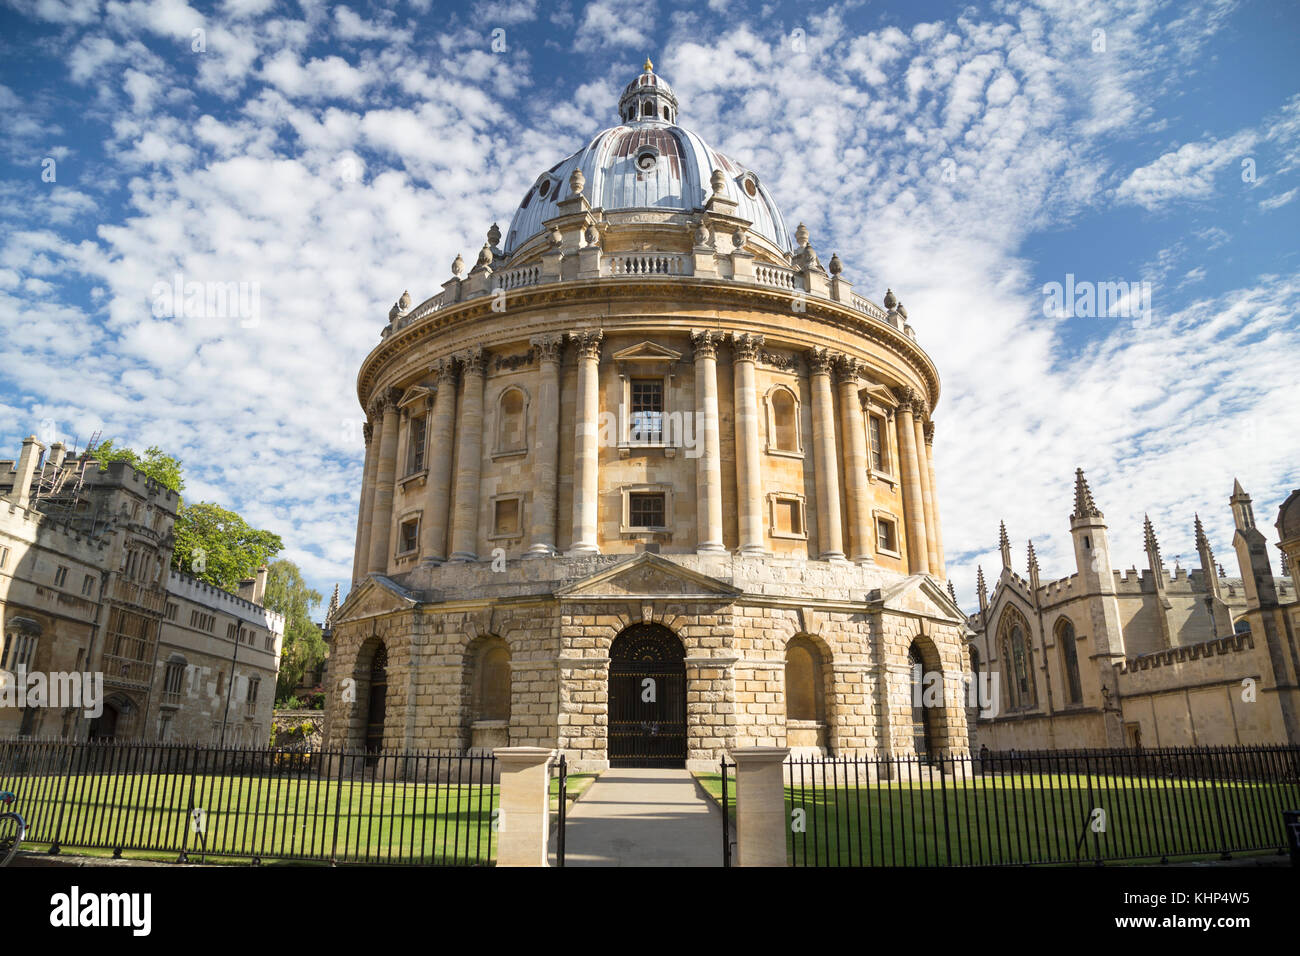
top-left (1, 0), bottom-right (1297, 615)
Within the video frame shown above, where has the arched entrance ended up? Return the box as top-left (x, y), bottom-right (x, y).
top-left (364, 643), bottom-right (388, 759)
top-left (608, 623), bottom-right (686, 768)
top-left (908, 643), bottom-right (938, 760)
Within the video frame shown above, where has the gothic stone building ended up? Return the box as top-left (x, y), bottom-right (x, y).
top-left (967, 471), bottom-right (1300, 751)
top-left (0, 437), bottom-right (283, 744)
top-left (324, 64), bottom-right (970, 771)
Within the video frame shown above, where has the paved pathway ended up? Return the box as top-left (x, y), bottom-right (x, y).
top-left (559, 769), bottom-right (723, 867)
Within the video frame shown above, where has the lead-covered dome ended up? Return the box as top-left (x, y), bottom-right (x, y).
top-left (504, 61), bottom-right (792, 256)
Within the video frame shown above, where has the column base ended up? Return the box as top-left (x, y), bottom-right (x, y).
top-left (851, 554), bottom-right (877, 564)
top-left (696, 543), bottom-right (727, 554)
top-left (418, 556), bottom-right (446, 568)
top-left (447, 552), bottom-right (478, 563)
top-left (523, 545), bottom-right (557, 559)
top-left (737, 545), bottom-right (770, 556)
top-left (567, 545), bottom-right (600, 556)
top-left (819, 551), bottom-right (847, 562)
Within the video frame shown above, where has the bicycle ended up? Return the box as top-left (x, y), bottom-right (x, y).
top-left (0, 791), bottom-right (25, 866)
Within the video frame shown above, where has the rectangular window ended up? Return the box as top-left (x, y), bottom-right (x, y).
top-left (869, 415), bottom-right (887, 472)
top-left (158, 713), bottom-right (172, 741)
top-left (166, 602), bottom-right (178, 621)
top-left (399, 517), bottom-right (420, 553)
top-left (54, 565), bottom-right (68, 587)
top-left (629, 378), bottom-right (664, 442)
top-left (0, 546), bottom-right (9, 569)
top-left (628, 492), bottom-right (666, 529)
top-left (407, 415), bottom-right (427, 473)
top-left (227, 622), bottom-right (239, 641)
top-left (493, 498), bottom-right (520, 537)
top-left (247, 678), bottom-right (260, 703)
top-left (773, 497), bottom-right (804, 536)
top-left (81, 574), bottom-right (95, 596)
top-left (877, 516), bottom-right (898, 554)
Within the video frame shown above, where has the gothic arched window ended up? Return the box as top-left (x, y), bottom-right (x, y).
top-left (997, 606), bottom-right (1037, 710)
top-left (1057, 618), bottom-right (1083, 705)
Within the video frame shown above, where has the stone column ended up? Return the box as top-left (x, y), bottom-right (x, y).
top-left (419, 357), bottom-right (458, 565)
top-left (732, 333), bottom-right (766, 554)
top-left (808, 348), bottom-right (844, 560)
top-left (924, 422), bottom-right (946, 578)
top-left (351, 420), bottom-right (377, 586)
top-left (730, 746), bottom-right (790, 867)
top-left (528, 335), bottom-right (565, 556)
top-left (913, 406), bottom-right (940, 577)
top-left (835, 356), bottom-right (873, 563)
top-left (449, 347), bottom-right (487, 562)
top-left (493, 746), bottom-right (554, 867)
top-left (691, 330), bottom-right (726, 553)
top-left (894, 387), bottom-right (930, 575)
top-left (570, 330), bottom-right (603, 555)
top-left (366, 390), bottom-right (401, 574)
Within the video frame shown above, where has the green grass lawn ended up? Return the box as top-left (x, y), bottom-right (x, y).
top-left (695, 771), bottom-right (1296, 866)
top-left (12, 772), bottom-right (501, 865)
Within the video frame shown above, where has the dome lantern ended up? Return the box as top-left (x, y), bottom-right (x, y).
top-left (618, 57), bottom-right (679, 124)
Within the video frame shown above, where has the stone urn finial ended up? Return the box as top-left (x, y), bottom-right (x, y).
top-left (585, 224), bottom-right (600, 245)
top-left (897, 300), bottom-right (908, 319)
top-left (795, 222), bottom-right (810, 247)
top-left (487, 222), bottom-right (501, 248)
top-left (828, 253), bottom-right (842, 276)
top-left (883, 287), bottom-right (897, 310)
top-left (569, 167), bottom-right (586, 197)
top-left (710, 168), bottom-right (726, 195)
top-left (476, 243), bottom-right (492, 267)
top-left (549, 225), bottom-right (563, 246)
top-left (694, 220), bottom-right (711, 247)
top-left (452, 253), bottom-right (466, 278)
top-left (398, 290), bottom-right (411, 311)
top-left (732, 227), bottom-right (747, 250)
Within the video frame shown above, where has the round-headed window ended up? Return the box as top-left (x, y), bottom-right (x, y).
top-left (538, 179), bottom-right (550, 198)
top-left (744, 177), bottom-right (758, 197)
top-left (636, 150), bottom-right (658, 172)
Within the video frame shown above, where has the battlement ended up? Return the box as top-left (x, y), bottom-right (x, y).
top-left (1, 499), bottom-right (112, 559)
top-left (167, 568), bottom-right (284, 632)
top-left (1117, 630), bottom-right (1253, 674)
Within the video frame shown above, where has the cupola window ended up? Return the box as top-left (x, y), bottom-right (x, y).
top-left (636, 149), bottom-right (658, 172)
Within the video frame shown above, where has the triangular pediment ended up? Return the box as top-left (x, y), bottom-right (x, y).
top-left (870, 574), bottom-right (966, 624)
top-left (556, 552), bottom-right (741, 601)
top-left (336, 574), bottom-right (425, 622)
top-left (611, 341), bottom-right (683, 363)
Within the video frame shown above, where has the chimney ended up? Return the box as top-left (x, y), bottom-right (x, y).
top-left (48, 441), bottom-right (66, 469)
top-left (9, 436), bottom-right (45, 510)
top-left (253, 565), bottom-right (269, 605)
top-left (237, 577), bottom-right (256, 602)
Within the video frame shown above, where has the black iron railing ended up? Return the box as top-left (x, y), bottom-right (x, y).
top-left (550, 752), bottom-right (567, 867)
top-left (720, 758), bottom-right (734, 867)
top-left (0, 738), bottom-right (498, 865)
top-left (785, 746), bottom-right (1300, 867)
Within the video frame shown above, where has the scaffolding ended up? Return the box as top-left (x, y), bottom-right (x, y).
top-left (30, 430), bottom-right (103, 531)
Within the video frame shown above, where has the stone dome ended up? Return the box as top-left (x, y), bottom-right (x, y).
top-left (1278, 488), bottom-right (1300, 542)
top-left (504, 63), bottom-right (791, 255)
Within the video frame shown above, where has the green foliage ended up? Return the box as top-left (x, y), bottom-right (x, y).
top-left (262, 559), bottom-right (325, 701)
top-left (93, 441), bottom-right (186, 493)
top-left (172, 501), bottom-right (283, 590)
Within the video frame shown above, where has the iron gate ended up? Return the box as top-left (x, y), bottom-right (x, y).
top-left (608, 624), bottom-right (686, 768)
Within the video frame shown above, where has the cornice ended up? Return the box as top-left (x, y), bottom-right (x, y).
top-left (357, 277), bottom-right (941, 411)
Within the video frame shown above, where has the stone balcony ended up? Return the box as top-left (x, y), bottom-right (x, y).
top-left (383, 250), bottom-right (916, 343)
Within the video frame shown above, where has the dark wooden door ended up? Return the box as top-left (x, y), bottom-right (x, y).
top-left (364, 644), bottom-right (388, 759)
top-left (608, 624), bottom-right (686, 768)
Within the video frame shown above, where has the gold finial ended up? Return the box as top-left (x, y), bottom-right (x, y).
top-left (644, 56), bottom-right (653, 72)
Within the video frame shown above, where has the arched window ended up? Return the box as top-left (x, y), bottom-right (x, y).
top-left (363, 642), bottom-right (388, 758)
top-left (997, 607), bottom-right (1036, 710)
top-left (784, 637), bottom-right (824, 722)
top-left (642, 100), bottom-right (654, 116)
top-left (495, 386), bottom-right (528, 455)
top-left (1056, 618), bottom-right (1082, 705)
top-left (766, 385), bottom-right (801, 454)
top-left (1, 617), bottom-right (41, 672)
top-left (472, 639), bottom-right (511, 722)
top-left (908, 641), bottom-right (939, 759)
top-left (662, 105), bottom-right (670, 120)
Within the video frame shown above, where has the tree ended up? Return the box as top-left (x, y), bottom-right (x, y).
top-left (261, 559), bottom-right (326, 703)
top-left (172, 500), bottom-right (284, 591)
top-left (93, 441), bottom-right (186, 493)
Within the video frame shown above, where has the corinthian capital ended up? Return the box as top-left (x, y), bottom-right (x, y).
top-left (924, 420), bottom-right (936, 445)
top-left (362, 421), bottom-right (373, 445)
top-left (690, 329), bottom-right (724, 360)
top-left (832, 354), bottom-right (863, 385)
top-left (458, 346), bottom-right (489, 376)
top-left (573, 329), bottom-right (603, 360)
top-left (913, 396), bottom-right (931, 419)
top-left (530, 334), bottom-right (566, 365)
top-left (731, 332), bottom-right (764, 363)
top-left (806, 347), bottom-right (835, 375)
top-left (892, 385), bottom-right (918, 412)
top-left (431, 356), bottom-right (459, 386)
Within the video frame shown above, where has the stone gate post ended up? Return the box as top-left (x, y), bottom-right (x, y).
top-left (730, 746), bottom-right (790, 867)
top-left (494, 746), bottom-right (555, 867)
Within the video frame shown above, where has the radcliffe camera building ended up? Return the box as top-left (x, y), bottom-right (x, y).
top-left (0, 437), bottom-right (283, 744)
top-left (326, 63), bottom-right (970, 770)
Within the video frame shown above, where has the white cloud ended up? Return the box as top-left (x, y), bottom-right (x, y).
top-left (574, 0), bottom-right (656, 52)
top-left (1116, 131), bottom-right (1255, 210)
top-left (1259, 187), bottom-right (1296, 211)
